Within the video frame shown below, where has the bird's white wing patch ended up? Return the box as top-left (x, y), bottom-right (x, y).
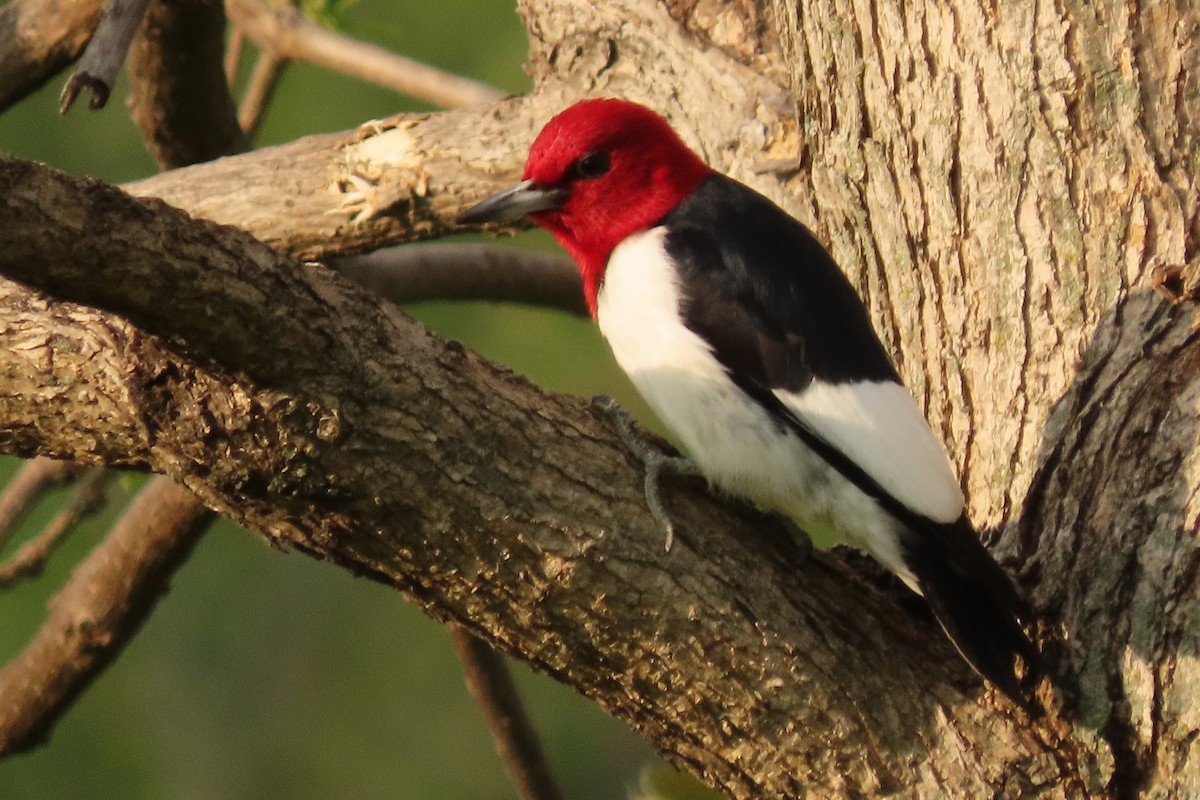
top-left (776, 381), bottom-right (965, 523)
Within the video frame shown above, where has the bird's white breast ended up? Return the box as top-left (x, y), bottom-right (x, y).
top-left (595, 228), bottom-right (924, 581)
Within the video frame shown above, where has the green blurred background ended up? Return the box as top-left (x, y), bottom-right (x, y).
top-left (0, 2), bottom-right (695, 797)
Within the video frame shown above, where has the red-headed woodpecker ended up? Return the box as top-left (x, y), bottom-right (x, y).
top-left (459, 99), bottom-right (1039, 710)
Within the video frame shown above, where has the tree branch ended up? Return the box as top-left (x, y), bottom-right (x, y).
top-left (126, 0), bottom-right (249, 169)
top-left (237, 49), bottom-right (286, 138)
top-left (0, 476), bottom-right (212, 754)
top-left (0, 468), bottom-right (112, 588)
top-left (331, 244), bottom-right (585, 316)
top-left (450, 625), bottom-right (564, 800)
top-left (225, 0), bottom-right (503, 109)
top-left (0, 154), bottom-right (1067, 798)
top-left (0, 458), bottom-right (82, 552)
top-left (122, 98), bottom-right (537, 260)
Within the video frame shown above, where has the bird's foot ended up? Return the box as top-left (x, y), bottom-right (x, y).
top-left (591, 395), bottom-right (700, 552)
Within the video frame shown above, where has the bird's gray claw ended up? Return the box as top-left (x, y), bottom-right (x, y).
top-left (592, 395), bottom-right (695, 551)
top-left (590, 394), bottom-right (618, 414)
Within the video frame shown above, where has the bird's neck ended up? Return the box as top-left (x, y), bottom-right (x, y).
top-left (556, 238), bottom-right (607, 318)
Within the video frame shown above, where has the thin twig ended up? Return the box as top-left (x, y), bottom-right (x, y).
top-left (60, 0), bottom-right (153, 113)
top-left (238, 49), bottom-right (287, 138)
top-left (0, 477), bottom-right (213, 755)
top-left (331, 244), bottom-right (587, 317)
top-left (0, 469), bottom-right (114, 589)
top-left (225, 25), bottom-right (245, 85)
top-left (0, 458), bottom-right (83, 553)
top-left (226, 0), bottom-right (503, 108)
top-left (450, 625), bottom-right (565, 800)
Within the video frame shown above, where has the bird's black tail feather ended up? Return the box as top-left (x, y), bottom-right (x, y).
top-left (903, 516), bottom-right (1041, 714)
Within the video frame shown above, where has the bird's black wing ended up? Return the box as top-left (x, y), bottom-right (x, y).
top-left (660, 174), bottom-right (947, 523)
top-left (659, 174), bottom-right (899, 393)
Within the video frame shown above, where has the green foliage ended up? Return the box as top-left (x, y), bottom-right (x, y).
top-left (639, 766), bottom-right (730, 800)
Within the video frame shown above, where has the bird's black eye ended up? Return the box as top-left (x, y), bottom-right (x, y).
top-left (570, 151), bottom-right (610, 180)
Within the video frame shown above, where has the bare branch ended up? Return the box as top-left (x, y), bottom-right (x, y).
top-left (224, 24), bottom-right (245, 85)
top-left (0, 0), bottom-right (104, 113)
top-left (123, 99), bottom-right (542, 260)
top-left (332, 243), bottom-right (586, 316)
top-left (0, 477), bottom-right (211, 754)
top-left (126, 0), bottom-right (249, 169)
top-left (450, 626), bottom-right (564, 800)
top-left (3, 155), bottom-right (372, 387)
top-left (60, 0), bottom-right (152, 113)
top-left (119, 43), bottom-right (786, 262)
top-left (237, 49), bottom-right (286, 138)
top-left (0, 458), bottom-right (82, 553)
top-left (0, 469), bottom-right (113, 588)
top-left (226, 0), bottom-right (503, 108)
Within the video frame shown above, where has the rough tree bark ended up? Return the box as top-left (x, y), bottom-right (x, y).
top-left (0, 0), bottom-right (1197, 797)
top-left (765, 0), bottom-right (1200, 795)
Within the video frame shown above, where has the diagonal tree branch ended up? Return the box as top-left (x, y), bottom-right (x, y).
top-left (236, 49), bottom-right (286, 138)
top-left (225, 0), bottom-right (503, 109)
top-left (0, 457), bottom-right (82, 552)
top-left (0, 476), bottom-right (212, 754)
top-left (0, 154), bottom-right (1067, 798)
top-left (0, 468), bottom-right (113, 588)
top-left (450, 625), bottom-right (564, 800)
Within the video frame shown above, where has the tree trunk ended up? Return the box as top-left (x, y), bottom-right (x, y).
top-left (766, 0), bottom-right (1200, 794)
top-left (0, 0), bottom-right (1197, 796)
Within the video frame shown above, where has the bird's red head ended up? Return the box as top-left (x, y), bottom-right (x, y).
top-left (460, 99), bottom-right (713, 315)
top-left (523, 100), bottom-right (712, 311)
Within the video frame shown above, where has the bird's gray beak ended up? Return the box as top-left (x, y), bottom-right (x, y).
top-left (457, 179), bottom-right (566, 225)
